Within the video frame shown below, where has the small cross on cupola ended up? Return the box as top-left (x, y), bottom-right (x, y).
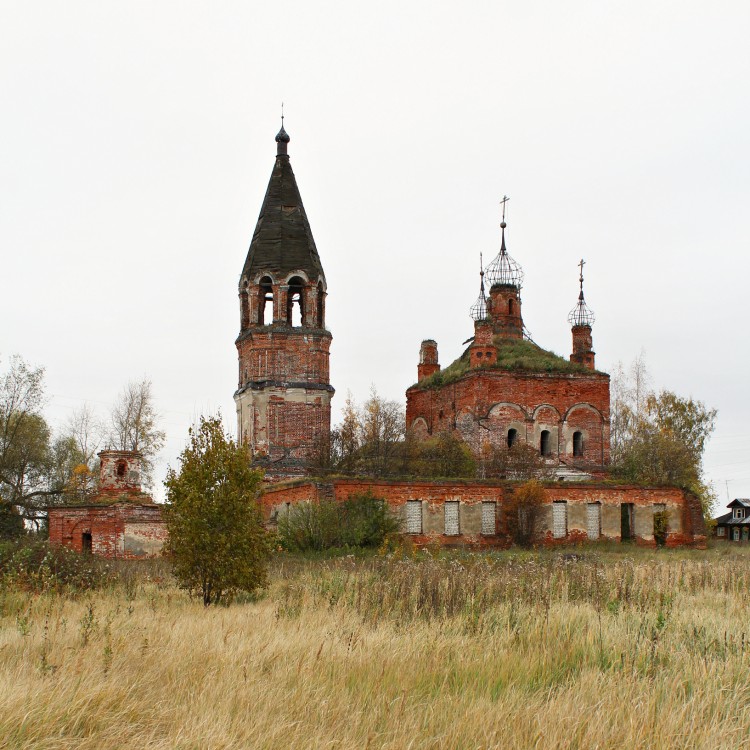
top-left (275, 104), bottom-right (290, 155)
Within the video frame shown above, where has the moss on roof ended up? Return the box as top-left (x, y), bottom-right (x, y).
top-left (413, 337), bottom-right (606, 390)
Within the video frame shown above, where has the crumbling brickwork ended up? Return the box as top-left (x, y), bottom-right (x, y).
top-left (261, 478), bottom-right (706, 549)
top-left (48, 504), bottom-right (166, 558)
top-left (407, 369), bottom-right (610, 467)
top-left (48, 450), bottom-right (166, 559)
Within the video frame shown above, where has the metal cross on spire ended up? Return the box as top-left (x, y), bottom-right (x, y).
top-left (281, 101), bottom-right (284, 125)
top-left (500, 195), bottom-right (509, 224)
top-left (568, 259), bottom-right (595, 327)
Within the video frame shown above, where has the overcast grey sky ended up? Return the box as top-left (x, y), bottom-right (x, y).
top-left (1, 1), bottom-right (748, 505)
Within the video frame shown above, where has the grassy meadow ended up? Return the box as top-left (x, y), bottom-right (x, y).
top-left (2, 544), bottom-right (750, 749)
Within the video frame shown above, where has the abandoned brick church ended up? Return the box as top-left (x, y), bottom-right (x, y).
top-left (50, 124), bottom-right (706, 557)
top-left (236, 125), bottom-right (706, 549)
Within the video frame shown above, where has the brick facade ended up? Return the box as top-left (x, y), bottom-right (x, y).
top-left (48, 503), bottom-right (165, 558)
top-left (407, 368), bottom-right (610, 468)
top-left (261, 478), bottom-right (707, 549)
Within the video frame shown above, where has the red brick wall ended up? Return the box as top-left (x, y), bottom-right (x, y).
top-left (237, 330), bottom-right (331, 386)
top-left (48, 504), bottom-right (166, 559)
top-left (261, 478), bottom-right (705, 548)
top-left (406, 368), bottom-right (610, 466)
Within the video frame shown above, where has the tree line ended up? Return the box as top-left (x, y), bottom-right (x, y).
top-left (0, 355), bottom-right (165, 534)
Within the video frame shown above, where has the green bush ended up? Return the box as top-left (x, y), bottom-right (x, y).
top-left (0, 538), bottom-right (113, 592)
top-left (277, 491), bottom-right (399, 552)
top-left (0, 502), bottom-right (24, 539)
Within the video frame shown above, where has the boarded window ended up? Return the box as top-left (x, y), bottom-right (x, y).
top-left (481, 501), bottom-right (496, 535)
top-left (552, 502), bottom-right (567, 539)
top-left (406, 500), bottom-right (422, 534)
top-left (586, 502), bottom-right (601, 540)
top-left (444, 501), bottom-right (460, 536)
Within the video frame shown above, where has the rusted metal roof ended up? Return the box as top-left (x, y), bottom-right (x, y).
top-left (241, 134), bottom-right (325, 283)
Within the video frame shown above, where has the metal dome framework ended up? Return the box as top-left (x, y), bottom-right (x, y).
top-left (469, 254), bottom-right (489, 321)
top-left (567, 259), bottom-right (595, 327)
top-left (484, 222), bottom-right (524, 290)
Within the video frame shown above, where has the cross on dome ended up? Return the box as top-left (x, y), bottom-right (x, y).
top-left (567, 258), bottom-right (595, 327)
top-left (483, 196), bottom-right (524, 289)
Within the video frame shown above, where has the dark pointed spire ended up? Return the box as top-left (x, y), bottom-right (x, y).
top-left (568, 259), bottom-right (595, 327)
top-left (240, 122), bottom-right (325, 283)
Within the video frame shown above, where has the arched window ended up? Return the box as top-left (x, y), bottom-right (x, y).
top-left (287, 276), bottom-right (305, 326)
top-left (540, 430), bottom-right (551, 456)
top-left (573, 431), bottom-right (583, 457)
top-left (317, 282), bottom-right (325, 327)
top-left (116, 461), bottom-right (127, 478)
top-left (508, 299), bottom-right (515, 316)
top-left (258, 277), bottom-right (273, 325)
top-left (507, 428), bottom-right (517, 448)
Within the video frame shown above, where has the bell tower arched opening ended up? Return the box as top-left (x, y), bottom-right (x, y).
top-left (317, 281), bottom-right (325, 328)
top-left (287, 276), bottom-right (305, 326)
top-left (258, 276), bottom-right (273, 325)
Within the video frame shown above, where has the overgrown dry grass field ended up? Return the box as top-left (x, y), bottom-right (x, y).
top-left (2, 545), bottom-right (750, 749)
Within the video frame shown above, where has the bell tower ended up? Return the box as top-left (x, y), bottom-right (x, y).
top-left (234, 122), bottom-right (334, 476)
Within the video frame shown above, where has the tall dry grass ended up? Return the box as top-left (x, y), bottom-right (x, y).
top-left (2, 546), bottom-right (750, 749)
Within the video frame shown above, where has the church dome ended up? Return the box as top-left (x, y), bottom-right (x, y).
top-left (484, 222), bottom-right (524, 289)
top-left (567, 260), bottom-right (595, 327)
top-left (568, 294), bottom-right (595, 327)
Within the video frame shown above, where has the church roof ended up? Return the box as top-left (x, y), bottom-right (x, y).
top-left (241, 126), bottom-right (325, 283)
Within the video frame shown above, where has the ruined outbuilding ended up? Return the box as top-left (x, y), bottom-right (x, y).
top-left (48, 450), bottom-right (166, 558)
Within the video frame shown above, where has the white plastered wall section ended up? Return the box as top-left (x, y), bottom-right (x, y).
top-left (235, 386), bottom-right (332, 456)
